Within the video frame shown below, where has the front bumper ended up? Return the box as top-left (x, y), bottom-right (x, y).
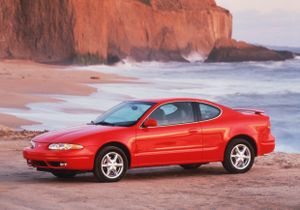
top-left (23, 145), bottom-right (97, 171)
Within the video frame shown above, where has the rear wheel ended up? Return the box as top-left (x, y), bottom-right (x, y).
top-left (94, 146), bottom-right (128, 182)
top-left (51, 171), bottom-right (77, 178)
top-left (180, 163), bottom-right (202, 170)
top-left (222, 138), bottom-right (255, 173)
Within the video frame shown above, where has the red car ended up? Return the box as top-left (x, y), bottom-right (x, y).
top-left (23, 98), bottom-right (275, 182)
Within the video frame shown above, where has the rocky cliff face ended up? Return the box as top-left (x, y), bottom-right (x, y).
top-left (0, 0), bottom-right (75, 63)
top-left (0, 0), bottom-right (232, 63)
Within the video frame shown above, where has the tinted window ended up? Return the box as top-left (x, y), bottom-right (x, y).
top-left (199, 103), bottom-right (221, 120)
top-left (149, 102), bottom-right (195, 126)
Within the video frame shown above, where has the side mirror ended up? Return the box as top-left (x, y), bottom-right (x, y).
top-left (143, 118), bottom-right (158, 128)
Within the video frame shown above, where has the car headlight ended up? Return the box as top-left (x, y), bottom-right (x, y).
top-left (48, 143), bottom-right (83, 150)
top-left (30, 140), bottom-right (36, 149)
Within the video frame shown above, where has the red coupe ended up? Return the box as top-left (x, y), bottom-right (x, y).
top-left (23, 98), bottom-right (275, 182)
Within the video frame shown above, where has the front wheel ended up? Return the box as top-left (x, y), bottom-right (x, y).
top-left (222, 138), bottom-right (255, 173)
top-left (94, 146), bottom-right (128, 182)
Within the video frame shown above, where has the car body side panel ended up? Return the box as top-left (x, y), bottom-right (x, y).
top-left (134, 123), bottom-right (202, 167)
top-left (198, 107), bottom-right (243, 162)
top-left (225, 113), bottom-right (274, 157)
top-left (199, 121), bottom-right (229, 162)
top-left (199, 107), bottom-right (274, 162)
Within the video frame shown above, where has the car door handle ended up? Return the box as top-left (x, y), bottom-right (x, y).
top-left (188, 129), bottom-right (198, 134)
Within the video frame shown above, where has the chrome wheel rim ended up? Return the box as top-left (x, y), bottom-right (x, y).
top-left (230, 144), bottom-right (251, 170)
top-left (101, 152), bottom-right (124, 179)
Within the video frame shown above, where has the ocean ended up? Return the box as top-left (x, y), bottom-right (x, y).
top-left (1, 58), bottom-right (299, 153)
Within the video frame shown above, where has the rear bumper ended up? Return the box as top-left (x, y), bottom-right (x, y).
top-left (23, 146), bottom-right (96, 171)
top-left (259, 134), bottom-right (275, 155)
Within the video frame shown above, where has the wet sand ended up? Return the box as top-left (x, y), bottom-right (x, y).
top-left (0, 132), bottom-right (299, 210)
top-left (0, 60), bottom-right (132, 129)
top-left (0, 113), bottom-right (39, 129)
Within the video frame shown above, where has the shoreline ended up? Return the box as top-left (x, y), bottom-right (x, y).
top-left (0, 59), bottom-right (134, 129)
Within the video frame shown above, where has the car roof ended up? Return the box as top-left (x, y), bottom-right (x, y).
top-left (130, 97), bottom-right (217, 104)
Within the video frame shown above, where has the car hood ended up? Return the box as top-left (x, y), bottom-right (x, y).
top-left (32, 124), bottom-right (124, 144)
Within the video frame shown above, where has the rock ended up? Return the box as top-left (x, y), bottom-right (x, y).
top-left (0, 129), bottom-right (47, 140)
top-left (205, 38), bottom-right (294, 62)
top-left (90, 76), bottom-right (100, 80)
top-left (0, 125), bottom-right (13, 132)
top-left (0, 0), bottom-right (232, 63)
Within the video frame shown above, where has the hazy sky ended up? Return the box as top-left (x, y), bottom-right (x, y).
top-left (216, 0), bottom-right (300, 47)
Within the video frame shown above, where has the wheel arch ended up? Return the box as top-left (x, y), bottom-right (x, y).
top-left (95, 141), bottom-right (132, 168)
top-left (226, 134), bottom-right (258, 156)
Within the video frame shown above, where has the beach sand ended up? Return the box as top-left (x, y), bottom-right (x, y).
top-left (0, 131), bottom-right (299, 209)
top-left (0, 60), bottom-right (132, 129)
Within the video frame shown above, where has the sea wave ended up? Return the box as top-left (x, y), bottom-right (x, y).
top-left (294, 55), bottom-right (300, 60)
top-left (182, 51), bottom-right (206, 63)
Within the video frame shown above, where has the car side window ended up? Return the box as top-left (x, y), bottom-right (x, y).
top-left (198, 103), bottom-right (221, 120)
top-left (149, 102), bottom-right (195, 126)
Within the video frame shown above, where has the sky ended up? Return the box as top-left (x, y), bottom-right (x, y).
top-left (216, 0), bottom-right (300, 47)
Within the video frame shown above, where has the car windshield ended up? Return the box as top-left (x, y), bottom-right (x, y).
top-left (93, 101), bottom-right (155, 127)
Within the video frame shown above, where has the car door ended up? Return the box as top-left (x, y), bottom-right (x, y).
top-left (134, 102), bottom-right (203, 167)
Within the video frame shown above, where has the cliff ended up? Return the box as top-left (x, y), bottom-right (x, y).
top-left (0, 0), bottom-right (232, 64)
top-left (0, 0), bottom-right (75, 62)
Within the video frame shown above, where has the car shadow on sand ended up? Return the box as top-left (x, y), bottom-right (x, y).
top-left (11, 165), bottom-right (231, 184)
top-left (125, 165), bottom-right (228, 181)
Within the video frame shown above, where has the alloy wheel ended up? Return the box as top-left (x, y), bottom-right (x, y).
top-left (101, 152), bottom-right (124, 179)
top-left (230, 144), bottom-right (251, 170)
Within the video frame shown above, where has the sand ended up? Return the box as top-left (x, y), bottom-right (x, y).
top-left (0, 60), bottom-right (132, 129)
top-left (0, 131), bottom-right (299, 210)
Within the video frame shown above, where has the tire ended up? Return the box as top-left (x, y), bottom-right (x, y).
top-left (180, 163), bottom-right (202, 170)
top-left (94, 146), bottom-right (128, 182)
top-left (222, 138), bottom-right (255, 174)
top-left (51, 171), bottom-right (77, 178)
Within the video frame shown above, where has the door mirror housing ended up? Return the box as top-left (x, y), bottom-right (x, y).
top-left (143, 118), bottom-right (158, 128)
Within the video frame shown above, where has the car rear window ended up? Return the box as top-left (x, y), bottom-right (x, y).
top-left (198, 103), bottom-right (221, 120)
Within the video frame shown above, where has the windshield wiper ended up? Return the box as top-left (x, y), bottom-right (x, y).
top-left (95, 121), bottom-right (116, 126)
